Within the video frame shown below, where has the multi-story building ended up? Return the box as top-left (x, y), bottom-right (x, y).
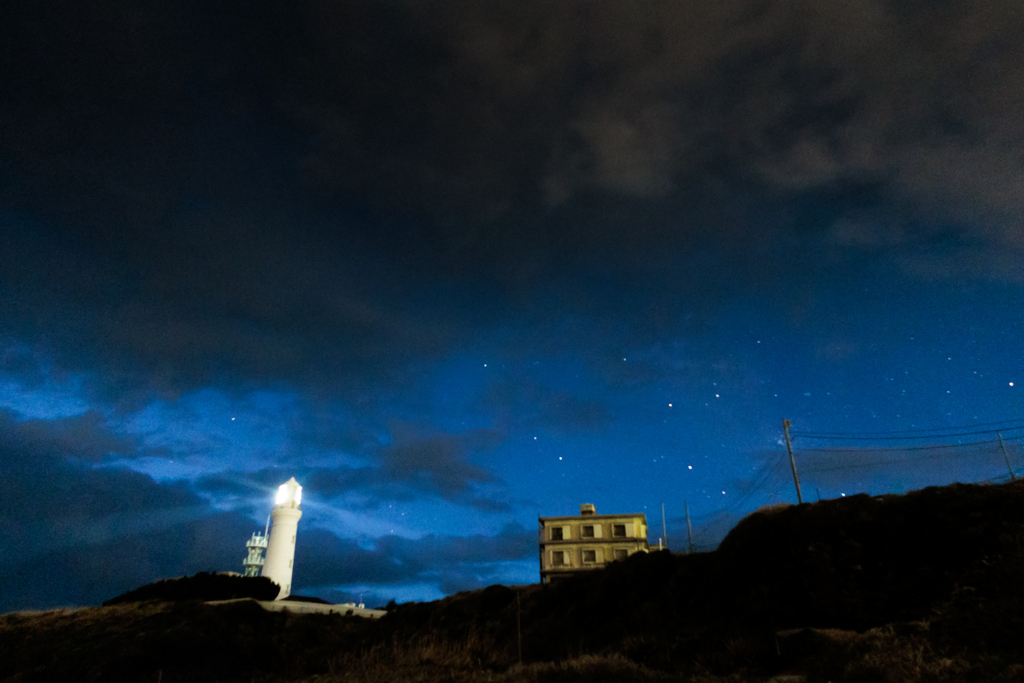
top-left (538, 503), bottom-right (649, 583)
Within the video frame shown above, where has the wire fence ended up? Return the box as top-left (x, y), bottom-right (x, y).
top-left (666, 418), bottom-right (1024, 554)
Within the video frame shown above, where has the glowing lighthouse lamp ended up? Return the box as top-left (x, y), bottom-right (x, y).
top-left (261, 477), bottom-right (302, 599)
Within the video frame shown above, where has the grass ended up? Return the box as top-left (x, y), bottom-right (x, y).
top-left (314, 651), bottom-right (690, 683)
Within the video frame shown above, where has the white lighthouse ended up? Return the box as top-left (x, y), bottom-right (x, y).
top-left (262, 477), bottom-right (302, 599)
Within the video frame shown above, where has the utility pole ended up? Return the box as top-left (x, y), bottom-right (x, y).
top-left (783, 419), bottom-right (803, 504)
top-left (684, 500), bottom-right (694, 554)
top-left (661, 502), bottom-right (668, 550)
top-left (998, 431), bottom-right (1017, 481)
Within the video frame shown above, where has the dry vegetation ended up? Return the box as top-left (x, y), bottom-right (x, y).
top-left (4, 481), bottom-right (1024, 682)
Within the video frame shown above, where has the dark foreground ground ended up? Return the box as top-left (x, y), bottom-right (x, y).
top-left (4, 481), bottom-right (1024, 682)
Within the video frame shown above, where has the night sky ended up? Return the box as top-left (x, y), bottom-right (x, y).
top-left (2, 0), bottom-right (1024, 612)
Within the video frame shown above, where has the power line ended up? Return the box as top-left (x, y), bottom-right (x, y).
top-left (683, 465), bottom-right (1021, 554)
top-left (792, 418), bottom-right (1024, 440)
top-left (793, 425), bottom-right (1024, 441)
top-left (798, 435), bottom-right (1022, 455)
top-left (689, 451), bottom-right (789, 522)
top-left (803, 446), bottom-right (1002, 473)
top-left (680, 423), bottom-right (1024, 554)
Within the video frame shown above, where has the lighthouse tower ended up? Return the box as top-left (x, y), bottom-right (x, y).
top-left (262, 477), bottom-right (303, 599)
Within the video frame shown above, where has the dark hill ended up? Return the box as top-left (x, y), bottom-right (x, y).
top-left (4, 481), bottom-right (1024, 682)
top-left (714, 482), bottom-right (1024, 628)
top-left (382, 481), bottom-right (1024, 661)
top-left (103, 572), bottom-right (280, 605)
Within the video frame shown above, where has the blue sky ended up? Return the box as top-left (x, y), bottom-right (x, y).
top-left (2, 0), bottom-right (1024, 612)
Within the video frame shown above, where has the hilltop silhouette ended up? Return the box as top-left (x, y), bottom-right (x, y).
top-left (3, 480), bottom-right (1023, 682)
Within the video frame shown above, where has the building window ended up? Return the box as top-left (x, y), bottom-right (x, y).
top-left (288, 559), bottom-right (293, 568)
top-left (552, 551), bottom-right (566, 566)
top-left (613, 524), bottom-right (626, 538)
top-left (614, 549), bottom-right (628, 561)
top-left (581, 525), bottom-right (595, 538)
top-left (551, 526), bottom-right (564, 540)
top-left (292, 535), bottom-right (296, 544)
top-left (582, 549), bottom-right (597, 563)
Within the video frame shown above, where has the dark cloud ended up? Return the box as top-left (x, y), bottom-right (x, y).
top-left (0, 411), bottom-right (257, 611)
top-left (483, 379), bottom-right (612, 433)
top-left (2, 0), bottom-right (1022, 401)
top-left (254, 0), bottom-right (1024, 243)
top-left (199, 422), bottom-right (511, 512)
top-left (0, 408), bottom-right (525, 609)
top-left (1, 0), bottom-right (1021, 612)
top-left (294, 523), bottom-right (536, 595)
top-left (0, 345), bottom-right (50, 386)
top-left (378, 423), bottom-right (501, 498)
top-left (0, 404), bottom-right (531, 611)
top-left (0, 408), bottom-right (147, 462)
top-left (5, 0), bottom-right (1022, 241)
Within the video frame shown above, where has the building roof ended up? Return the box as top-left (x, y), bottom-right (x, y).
top-left (539, 512), bottom-right (647, 522)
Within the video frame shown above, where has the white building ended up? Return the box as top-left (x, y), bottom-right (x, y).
top-left (262, 477), bottom-right (303, 599)
top-left (538, 503), bottom-right (649, 583)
